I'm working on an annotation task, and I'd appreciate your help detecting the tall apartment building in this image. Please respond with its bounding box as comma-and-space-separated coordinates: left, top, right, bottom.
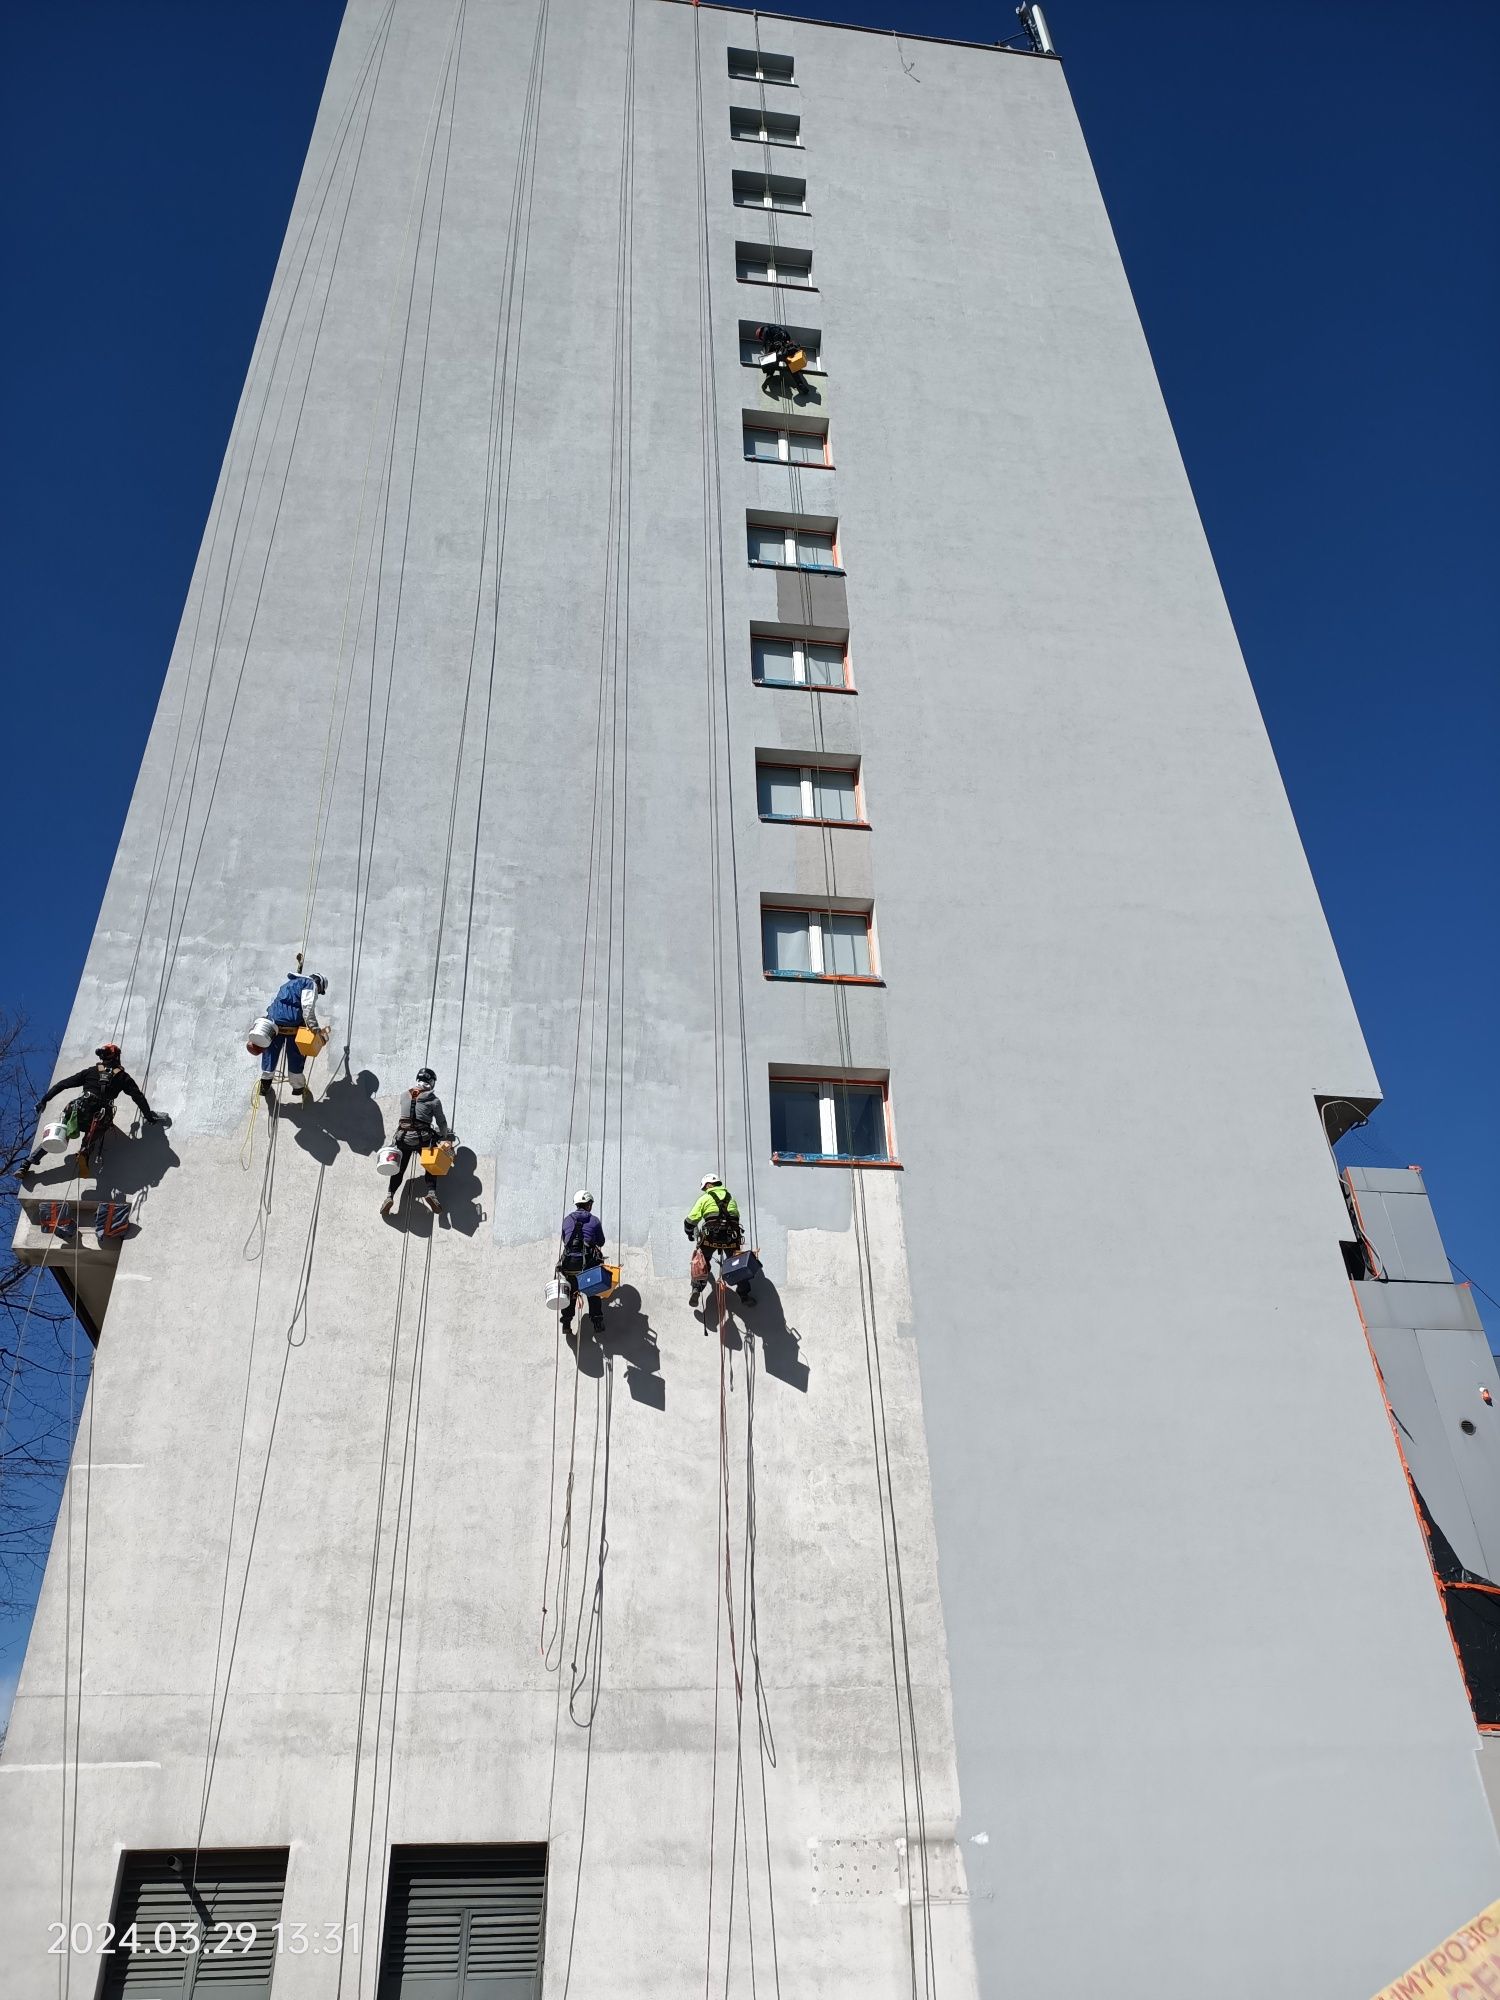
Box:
3, 2, 1496, 1994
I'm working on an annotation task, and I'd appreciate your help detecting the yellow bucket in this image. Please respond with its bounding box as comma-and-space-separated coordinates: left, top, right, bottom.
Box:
420, 1140, 455, 1177
596, 1263, 621, 1301
294, 1025, 328, 1058
786, 349, 807, 373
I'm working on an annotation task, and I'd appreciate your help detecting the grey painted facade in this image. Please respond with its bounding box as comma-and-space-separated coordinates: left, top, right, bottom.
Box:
2, 3, 1495, 1994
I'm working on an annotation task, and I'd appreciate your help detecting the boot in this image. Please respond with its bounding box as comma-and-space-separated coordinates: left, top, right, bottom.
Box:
689, 1283, 705, 1308
380, 1194, 395, 1218
420, 1191, 441, 1214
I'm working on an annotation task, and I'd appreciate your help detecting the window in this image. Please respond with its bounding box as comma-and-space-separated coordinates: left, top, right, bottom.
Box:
747, 519, 840, 570
751, 632, 851, 689
756, 759, 864, 825
733, 170, 807, 213
728, 47, 795, 83
730, 107, 801, 145
770, 1074, 895, 1164
736, 243, 814, 288
763, 904, 877, 980
740, 321, 822, 370
378, 1845, 547, 1999
744, 422, 829, 466
101, 1849, 289, 1998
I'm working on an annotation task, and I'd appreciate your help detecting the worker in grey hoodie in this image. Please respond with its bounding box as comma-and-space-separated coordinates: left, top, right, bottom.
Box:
381, 1068, 454, 1216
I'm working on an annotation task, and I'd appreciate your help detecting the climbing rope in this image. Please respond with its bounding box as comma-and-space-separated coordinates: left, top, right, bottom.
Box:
58, 1209, 94, 2000
536, 10, 637, 1996
110, 0, 401, 1060
813, 769, 939, 1998
136, 5, 400, 1091
187, 0, 467, 1909
693, 7, 783, 1990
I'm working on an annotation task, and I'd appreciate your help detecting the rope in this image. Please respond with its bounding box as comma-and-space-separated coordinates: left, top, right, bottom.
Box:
341, 0, 471, 1052
333, 1224, 415, 2000
539, 9, 635, 1990
137, 5, 399, 1088
297, 0, 443, 965
355, 1232, 435, 2000
426, 0, 550, 1124
812, 772, 938, 1997
58, 1214, 94, 2000
695, 10, 783, 1989
110, 0, 400, 1055
189, 1102, 284, 1876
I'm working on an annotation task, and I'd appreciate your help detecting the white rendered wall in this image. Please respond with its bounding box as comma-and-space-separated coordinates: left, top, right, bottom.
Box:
0, 4, 1493, 1996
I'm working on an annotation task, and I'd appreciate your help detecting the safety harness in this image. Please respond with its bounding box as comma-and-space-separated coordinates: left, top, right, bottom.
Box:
697, 1189, 742, 1251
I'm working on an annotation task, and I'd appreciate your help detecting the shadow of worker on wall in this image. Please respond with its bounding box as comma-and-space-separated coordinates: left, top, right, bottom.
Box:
97, 1113, 181, 1202
707, 1270, 808, 1393
567, 1283, 666, 1411
437, 1147, 484, 1237
289, 1065, 385, 1167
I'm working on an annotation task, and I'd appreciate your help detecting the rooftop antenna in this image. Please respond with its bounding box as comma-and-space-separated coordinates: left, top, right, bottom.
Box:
1017, 2, 1056, 54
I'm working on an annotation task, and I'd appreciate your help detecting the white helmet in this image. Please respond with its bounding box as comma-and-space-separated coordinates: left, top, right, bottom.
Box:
701, 1172, 722, 1190
574, 1189, 594, 1207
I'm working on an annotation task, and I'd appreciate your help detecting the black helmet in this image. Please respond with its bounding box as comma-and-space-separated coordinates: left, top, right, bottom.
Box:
415, 1067, 436, 1086
95, 1043, 122, 1064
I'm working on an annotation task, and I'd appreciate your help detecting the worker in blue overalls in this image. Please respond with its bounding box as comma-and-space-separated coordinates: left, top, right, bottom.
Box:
259, 971, 327, 1098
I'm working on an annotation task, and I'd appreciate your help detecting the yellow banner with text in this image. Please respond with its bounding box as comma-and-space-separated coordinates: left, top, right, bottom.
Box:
1371, 1901, 1500, 2000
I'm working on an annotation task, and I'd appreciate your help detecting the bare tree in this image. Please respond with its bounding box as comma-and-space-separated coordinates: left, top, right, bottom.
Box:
0, 1013, 86, 1621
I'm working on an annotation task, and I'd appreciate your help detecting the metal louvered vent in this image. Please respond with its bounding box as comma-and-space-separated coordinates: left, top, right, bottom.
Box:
378, 1845, 546, 1999
100, 1849, 288, 1998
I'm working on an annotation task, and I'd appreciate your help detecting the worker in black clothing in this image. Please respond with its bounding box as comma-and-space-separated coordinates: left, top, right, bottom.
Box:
23, 1044, 160, 1176
754, 323, 804, 397
556, 1190, 608, 1337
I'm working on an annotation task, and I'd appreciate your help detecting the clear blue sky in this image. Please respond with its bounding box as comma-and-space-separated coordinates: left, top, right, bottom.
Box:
0, 0, 1496, 1692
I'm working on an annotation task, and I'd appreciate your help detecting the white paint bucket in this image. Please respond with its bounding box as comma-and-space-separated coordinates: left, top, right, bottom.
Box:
246, 1017, 275, 1052
376, 1146, 403, 1177
38, 1122, 70, 1155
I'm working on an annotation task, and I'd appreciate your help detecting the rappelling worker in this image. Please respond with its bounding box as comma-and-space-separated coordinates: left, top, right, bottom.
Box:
557, 1190, 607, 1337
258, 970, 328, 1098
754, 323, 805, 396
380, 1068, 453, 1217
685, 1173, 753, 1305
23, 1044, 160, 1177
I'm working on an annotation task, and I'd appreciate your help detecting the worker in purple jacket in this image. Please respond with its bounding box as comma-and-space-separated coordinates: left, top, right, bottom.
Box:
557, 1190, 607, 1335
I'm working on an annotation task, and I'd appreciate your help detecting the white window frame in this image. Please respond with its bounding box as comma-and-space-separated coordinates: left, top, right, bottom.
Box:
733, 174, 807, 213
743, 424, 829, 467
763, 906, 875, 979
770, 1076, 894, 1162
728, 49, 796, 85
731, 108, 802, 146
749, 525, 838, 569
736, 249, 814, 288
758, 762, 863, 823
752, 634, 850, 689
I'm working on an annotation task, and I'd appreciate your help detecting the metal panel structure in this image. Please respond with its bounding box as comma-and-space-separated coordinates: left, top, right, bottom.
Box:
1348, 1166, 1455, 1283
378, 1847, 546, 1999
100, 1850, 288, 1998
